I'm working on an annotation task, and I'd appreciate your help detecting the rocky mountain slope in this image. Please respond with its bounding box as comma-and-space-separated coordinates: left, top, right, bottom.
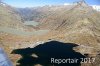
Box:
41, 1, 100, 57
0, 0, 100, 66
0, 2, 26, 30
14, 1, 100, 66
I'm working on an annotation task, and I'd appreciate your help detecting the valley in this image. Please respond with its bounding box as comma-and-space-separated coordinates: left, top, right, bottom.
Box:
0, 0, 100, 66
0, 27, 49, 36
24, 21, 39, 27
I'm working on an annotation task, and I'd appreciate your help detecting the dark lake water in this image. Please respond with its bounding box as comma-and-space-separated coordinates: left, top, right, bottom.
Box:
0, 48, 13, 66
12, 41, 85, 66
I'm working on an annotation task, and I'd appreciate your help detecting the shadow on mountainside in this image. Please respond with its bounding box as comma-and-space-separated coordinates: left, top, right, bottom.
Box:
11, 41, 85, 66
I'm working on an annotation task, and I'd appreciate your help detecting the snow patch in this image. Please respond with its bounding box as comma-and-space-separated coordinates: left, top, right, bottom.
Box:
0, 2, 6, 6
91, 5, 100, 11
64, 3, 72, 5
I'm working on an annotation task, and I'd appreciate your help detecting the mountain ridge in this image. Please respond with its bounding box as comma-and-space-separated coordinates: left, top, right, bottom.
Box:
0, 0, 100, 66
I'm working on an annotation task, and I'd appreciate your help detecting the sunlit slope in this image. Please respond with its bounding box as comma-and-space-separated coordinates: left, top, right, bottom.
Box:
0, 4, 24, 30
37, 2, 100, 31
33, 1, 100, 49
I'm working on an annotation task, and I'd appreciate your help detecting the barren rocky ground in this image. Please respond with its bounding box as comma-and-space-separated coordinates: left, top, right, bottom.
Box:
0, 0, 100, 66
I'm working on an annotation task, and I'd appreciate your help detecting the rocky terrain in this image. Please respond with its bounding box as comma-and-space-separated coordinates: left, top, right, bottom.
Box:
0, 0, 100, 66
0, 2, 24, 29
